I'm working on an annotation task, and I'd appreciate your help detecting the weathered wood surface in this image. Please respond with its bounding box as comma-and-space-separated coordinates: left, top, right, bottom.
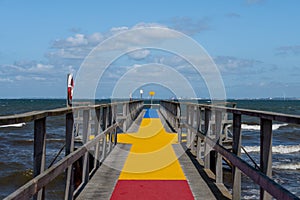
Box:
76, 144, 131, 200
125, 110, 145, 133
173, 144, 231, 200
0, 100, 143, 125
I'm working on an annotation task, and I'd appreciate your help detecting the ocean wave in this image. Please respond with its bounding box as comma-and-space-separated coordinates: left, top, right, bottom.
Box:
241, 123, 288, 131
274, 163, 300, 170
0, 122, 26, 128
243, 194, 259, 200
243, 144, 300, 154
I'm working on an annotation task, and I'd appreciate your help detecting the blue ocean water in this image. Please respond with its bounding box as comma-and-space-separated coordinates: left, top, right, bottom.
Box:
0, 99, 299, 199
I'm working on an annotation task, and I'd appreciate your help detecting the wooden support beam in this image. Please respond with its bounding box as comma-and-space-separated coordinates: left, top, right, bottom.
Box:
260, 118, 273, 200
65, 113, 74, 200
232, 113, 242, 200
95, 108, 100, 136
191, 106, 197, 153
33, 117, 46, 200
122, 104, 128, 132
82, 152, 90, 185
204, 108, 211, 169
215, 110, 223, 184
82, 110, 90, 144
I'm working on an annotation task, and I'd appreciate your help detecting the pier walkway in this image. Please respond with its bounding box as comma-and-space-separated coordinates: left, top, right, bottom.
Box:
77, 109, 228, 199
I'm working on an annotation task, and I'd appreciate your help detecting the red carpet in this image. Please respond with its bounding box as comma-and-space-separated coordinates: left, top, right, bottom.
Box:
110, 180, 194, 200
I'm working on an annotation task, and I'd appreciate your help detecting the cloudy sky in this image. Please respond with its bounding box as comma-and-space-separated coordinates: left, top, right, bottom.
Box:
0, 0, 299, 99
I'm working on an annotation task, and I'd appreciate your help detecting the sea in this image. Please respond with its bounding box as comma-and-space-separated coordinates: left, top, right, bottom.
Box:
0, 99, 299, 199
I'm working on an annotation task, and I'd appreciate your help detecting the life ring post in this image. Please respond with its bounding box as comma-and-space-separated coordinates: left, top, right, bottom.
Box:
67, 74, 74, 107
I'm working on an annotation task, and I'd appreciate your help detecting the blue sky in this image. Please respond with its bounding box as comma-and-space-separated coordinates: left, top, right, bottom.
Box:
0, 0, 299, 99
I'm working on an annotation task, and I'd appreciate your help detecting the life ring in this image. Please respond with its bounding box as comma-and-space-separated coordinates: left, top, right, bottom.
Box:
67, 74, 74, 106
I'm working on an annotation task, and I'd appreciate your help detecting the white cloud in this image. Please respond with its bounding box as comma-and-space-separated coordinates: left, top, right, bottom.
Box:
127, 49, 150, 60
87, 33, 103, 44
276, 45, 300, 55
15, 75, 46, 81
66, 34, 88, 46
214, 56, 264, 73
0, 77, 13, 82
29, 63, 54, 72
110, 26, 129, 34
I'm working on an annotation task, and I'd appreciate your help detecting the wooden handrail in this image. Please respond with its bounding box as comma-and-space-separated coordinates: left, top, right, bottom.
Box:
160, 100, 300, 200
4, 123, 118, 200
2, 100, 144, 200
0, 100, 143, 125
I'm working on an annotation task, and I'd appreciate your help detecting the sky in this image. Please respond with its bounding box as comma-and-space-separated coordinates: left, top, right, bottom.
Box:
0, 0, 299, 99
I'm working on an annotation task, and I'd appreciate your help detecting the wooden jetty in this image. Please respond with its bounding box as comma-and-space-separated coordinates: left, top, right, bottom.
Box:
1, 100, 300, 200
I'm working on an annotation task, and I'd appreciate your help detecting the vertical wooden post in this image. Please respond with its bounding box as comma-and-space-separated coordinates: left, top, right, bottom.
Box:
81, 110, 90, 186
215, 110, 223, 184
103, 107, 108, 129
107, 105, 110, 128
65, 113, 74, 200
232, 113, 242, 200
101, 134, 107, 162
204, 108, 211, 169
94, 108, 101, 169
82, 152, 90, 184
177, 104, 182, 143
95, 107, 100, 136
191, 106, 197, 153
122, 103, 128, 132
33, 117, 46, 200
186, 105, 190, 147
187, 105, 193, 148
111, 105, 117, 146
260, 118, 273, 200
82, 110, 90, 144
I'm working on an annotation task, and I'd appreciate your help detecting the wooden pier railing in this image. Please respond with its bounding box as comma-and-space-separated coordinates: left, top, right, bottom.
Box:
160, 100, 300, 200
1, 100, 143, 200
3, 99, 300, 200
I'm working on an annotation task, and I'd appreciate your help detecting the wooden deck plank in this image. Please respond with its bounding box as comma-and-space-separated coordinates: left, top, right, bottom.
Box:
173, 144, 231, 200
76, 144, 131, 200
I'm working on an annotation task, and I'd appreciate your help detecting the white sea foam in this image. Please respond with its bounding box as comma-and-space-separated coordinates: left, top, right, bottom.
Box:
241, 123, 288, 131
243, 194, 259, 200
0, 122, 26, 128
274, 163, 300, 170
243, 144, 300, 154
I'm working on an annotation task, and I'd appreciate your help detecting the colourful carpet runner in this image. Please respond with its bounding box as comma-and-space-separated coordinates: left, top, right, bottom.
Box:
110, 109, 194, 199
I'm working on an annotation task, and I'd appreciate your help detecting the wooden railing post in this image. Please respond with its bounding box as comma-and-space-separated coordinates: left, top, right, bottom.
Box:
196, 106, 202, 160
95, 107, 101, 136
190, 105, 197, 153
204, 108, 211, 169
177, 104, 182, 143
122, 103, 128, 132
112, 105, 118, 146
81, 110, 90, 187
93, 107, 101, 169
33, 117, 46, 200
260, 118, 273, 200
232, 113, 242, 200
187, 105, 193, 148
65, 112, 74, 200
102, 106, 107, 131
82, 110, 90, 144
215, 110, 223, 184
